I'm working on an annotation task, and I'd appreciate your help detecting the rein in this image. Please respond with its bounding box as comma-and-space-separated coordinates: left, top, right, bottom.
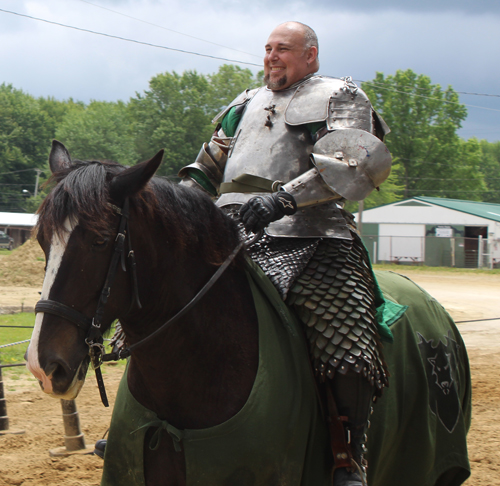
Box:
34, 198, 244, 407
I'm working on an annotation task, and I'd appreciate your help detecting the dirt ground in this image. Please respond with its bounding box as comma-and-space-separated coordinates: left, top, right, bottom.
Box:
0, 242, 499, 485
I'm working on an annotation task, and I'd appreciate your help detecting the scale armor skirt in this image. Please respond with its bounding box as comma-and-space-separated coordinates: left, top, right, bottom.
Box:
286, 234, 388, 392
225, 206, 388, 392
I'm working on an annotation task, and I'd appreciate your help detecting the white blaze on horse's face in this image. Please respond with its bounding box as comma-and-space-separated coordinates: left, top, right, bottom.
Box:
26, 218, 77, 396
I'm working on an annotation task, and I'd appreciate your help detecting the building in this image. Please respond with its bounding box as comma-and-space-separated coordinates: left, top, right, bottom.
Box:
0, 212, 38, 249
354, 197, 500, 268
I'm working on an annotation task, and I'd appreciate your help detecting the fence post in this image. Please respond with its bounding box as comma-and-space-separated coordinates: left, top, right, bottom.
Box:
49, 399, 93, 456
450, 237, 456, 267
0, 366, 25, 436
478, 235, 483, 269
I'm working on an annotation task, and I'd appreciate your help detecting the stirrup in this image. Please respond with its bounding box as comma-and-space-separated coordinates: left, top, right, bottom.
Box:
333, 464, 367, 486
93, 439, 107, 459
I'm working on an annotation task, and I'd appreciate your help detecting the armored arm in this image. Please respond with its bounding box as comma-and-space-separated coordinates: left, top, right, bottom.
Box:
178, 130, 230, 197
281, 77, 392, 206
282, 128, 392, 205
178, 88, 259, 196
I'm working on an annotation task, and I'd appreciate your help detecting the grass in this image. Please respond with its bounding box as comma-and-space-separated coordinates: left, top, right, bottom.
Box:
0, 313, 33, 367
0, 313, 125, 381
0, 249, 12, 257
372, 263, 500, 275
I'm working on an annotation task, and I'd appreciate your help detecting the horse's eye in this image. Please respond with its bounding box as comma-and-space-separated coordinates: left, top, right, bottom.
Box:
92, 238, 109, 248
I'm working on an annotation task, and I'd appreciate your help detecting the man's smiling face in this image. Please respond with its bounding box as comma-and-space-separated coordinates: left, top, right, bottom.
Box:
263, 23, 317, 91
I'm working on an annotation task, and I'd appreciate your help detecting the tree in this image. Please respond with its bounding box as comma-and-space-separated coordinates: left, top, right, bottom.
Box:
479, 140, 500, 203
129, 65, 263, 177
207, 65, 263, 114
362, 70, 487, 201
56, 100, 139, 165
0, 84, 53, 211
129, 70, 213, 176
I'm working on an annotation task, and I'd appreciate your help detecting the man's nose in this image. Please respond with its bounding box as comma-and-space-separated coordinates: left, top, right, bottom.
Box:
267, 48, 279, 61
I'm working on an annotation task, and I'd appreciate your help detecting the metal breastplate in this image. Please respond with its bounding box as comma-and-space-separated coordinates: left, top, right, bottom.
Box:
217, 84, 351, 239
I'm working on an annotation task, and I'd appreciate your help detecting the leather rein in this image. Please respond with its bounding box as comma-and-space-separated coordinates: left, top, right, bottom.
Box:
35, 198, 244, 407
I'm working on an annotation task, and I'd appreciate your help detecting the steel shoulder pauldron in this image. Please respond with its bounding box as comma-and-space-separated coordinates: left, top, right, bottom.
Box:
178, 88, 260, 195
285, 75, 389, 138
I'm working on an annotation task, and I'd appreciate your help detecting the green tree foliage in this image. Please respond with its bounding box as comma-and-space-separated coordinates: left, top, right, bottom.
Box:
129, 66, 262, 176
362, 70, 487, 201
479, 139, 500, 203
0, 84, 53, 211
56, 100, 139, 165
129, 70, 214, 176
207, 65, 263, 114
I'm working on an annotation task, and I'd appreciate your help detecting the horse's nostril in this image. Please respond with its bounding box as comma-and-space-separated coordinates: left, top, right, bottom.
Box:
44, 359, 71, 384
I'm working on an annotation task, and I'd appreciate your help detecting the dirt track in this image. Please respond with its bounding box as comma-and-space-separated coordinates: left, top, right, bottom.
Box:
0, 259, 499, 485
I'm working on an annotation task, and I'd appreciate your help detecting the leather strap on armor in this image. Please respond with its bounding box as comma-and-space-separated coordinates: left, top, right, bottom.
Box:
219, 173, 283, 194
326, 384, 354, 470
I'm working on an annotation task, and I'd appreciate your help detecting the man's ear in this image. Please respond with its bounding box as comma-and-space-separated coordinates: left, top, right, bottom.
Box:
307, 46, 318, 65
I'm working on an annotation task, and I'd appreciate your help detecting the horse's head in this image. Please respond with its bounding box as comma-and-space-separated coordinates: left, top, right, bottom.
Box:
26, 140, 163, 399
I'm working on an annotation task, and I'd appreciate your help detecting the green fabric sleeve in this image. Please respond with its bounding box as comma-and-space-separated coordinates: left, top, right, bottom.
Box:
305, 121, 326, 136
184, 168, 218, 197
220, 106, 242, 138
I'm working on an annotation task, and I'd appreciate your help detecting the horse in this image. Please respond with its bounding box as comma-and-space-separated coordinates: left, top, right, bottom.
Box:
26, 141, 471, 486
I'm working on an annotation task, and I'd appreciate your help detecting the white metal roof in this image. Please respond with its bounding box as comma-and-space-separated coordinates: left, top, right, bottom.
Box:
354, 198, 500, 226
0, 212, 38, 227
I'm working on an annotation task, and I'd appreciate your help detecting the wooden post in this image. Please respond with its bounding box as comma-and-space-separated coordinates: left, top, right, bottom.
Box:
0, 367, 9, 432
49, 399, 93, 456
0, 366, 25, 436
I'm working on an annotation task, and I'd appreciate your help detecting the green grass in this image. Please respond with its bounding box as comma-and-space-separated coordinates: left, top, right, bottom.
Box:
0, 314, 125, 380
0, 313, 34, 368
0, 249, 12, 256
372, 263, 500, 275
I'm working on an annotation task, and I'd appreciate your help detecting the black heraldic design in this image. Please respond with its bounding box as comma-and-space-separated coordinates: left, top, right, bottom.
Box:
418, 331, 461, 433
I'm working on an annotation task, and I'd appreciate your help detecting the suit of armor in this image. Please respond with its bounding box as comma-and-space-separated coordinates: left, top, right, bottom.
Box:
180, 74, 392, 478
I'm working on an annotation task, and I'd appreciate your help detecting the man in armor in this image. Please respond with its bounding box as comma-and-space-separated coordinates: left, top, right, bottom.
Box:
179, 21, 393, 486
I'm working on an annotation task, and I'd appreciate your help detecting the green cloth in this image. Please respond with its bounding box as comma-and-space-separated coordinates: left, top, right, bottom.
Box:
101, 258, 331, 486
367, 271, 471, 486
220, 105, 242, 137
184, 168, 218, 196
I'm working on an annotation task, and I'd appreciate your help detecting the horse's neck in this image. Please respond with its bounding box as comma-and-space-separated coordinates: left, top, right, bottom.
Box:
126, 263, 259, 429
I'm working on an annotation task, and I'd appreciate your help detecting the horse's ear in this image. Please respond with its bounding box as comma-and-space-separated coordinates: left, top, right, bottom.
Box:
110, 150, 164, 202
49, 140, 72, 174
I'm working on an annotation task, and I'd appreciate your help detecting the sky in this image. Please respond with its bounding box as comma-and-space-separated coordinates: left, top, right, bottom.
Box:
0, 0, 499, 142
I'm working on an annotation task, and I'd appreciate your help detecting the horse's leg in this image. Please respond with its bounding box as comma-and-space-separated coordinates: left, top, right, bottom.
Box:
144, 429, 186, 486
434, 467, 470, 486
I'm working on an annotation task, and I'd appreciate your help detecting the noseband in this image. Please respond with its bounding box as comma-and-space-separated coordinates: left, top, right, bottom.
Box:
34, 197, 244, 407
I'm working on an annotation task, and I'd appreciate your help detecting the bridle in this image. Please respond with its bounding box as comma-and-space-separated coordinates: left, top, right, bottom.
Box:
34, 197, 244, 407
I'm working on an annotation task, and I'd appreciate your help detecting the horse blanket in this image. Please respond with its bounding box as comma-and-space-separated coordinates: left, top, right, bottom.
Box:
100, 265, 471, 486
101, 259, 331, 486
367, 271, 471, 486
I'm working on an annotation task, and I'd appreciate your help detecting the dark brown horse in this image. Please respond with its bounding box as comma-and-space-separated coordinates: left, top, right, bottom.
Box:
27, 141, 471, 486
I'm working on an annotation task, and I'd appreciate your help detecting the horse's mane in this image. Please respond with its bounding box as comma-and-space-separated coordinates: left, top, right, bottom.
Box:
36, 159, 241, 265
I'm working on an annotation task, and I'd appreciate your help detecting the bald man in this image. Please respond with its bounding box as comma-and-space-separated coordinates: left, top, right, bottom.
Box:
180, 21, 393, 486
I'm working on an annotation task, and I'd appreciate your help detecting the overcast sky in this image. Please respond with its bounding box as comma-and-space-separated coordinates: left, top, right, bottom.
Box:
0, 0, 499, 142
